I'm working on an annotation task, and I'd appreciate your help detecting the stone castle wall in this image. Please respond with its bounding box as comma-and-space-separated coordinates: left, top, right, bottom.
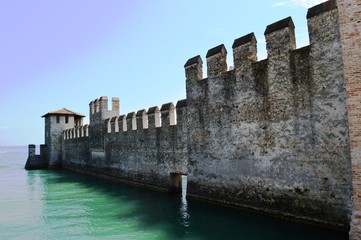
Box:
39, 0, 357, 234
103, 102, 188, 190
63, 99, 189, 191
185, 2, 351, 228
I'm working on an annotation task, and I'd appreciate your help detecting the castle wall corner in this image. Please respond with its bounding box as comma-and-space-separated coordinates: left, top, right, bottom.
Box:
335, 0, 361, 238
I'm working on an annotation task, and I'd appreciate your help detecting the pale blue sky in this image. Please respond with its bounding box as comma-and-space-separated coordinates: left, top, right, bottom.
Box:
0, 0, 325, 146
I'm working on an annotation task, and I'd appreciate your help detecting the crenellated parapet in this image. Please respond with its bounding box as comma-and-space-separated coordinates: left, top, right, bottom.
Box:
185, 16, 296, 84
64, 124, 89, 140
183, 0, 339, 84
105, 99, 187, 134
184, 3, 343, 122
89, 96, 119, 123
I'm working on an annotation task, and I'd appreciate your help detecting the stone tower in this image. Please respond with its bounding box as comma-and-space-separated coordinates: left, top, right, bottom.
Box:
42, 108, 84, 168
88, 96, 119, 149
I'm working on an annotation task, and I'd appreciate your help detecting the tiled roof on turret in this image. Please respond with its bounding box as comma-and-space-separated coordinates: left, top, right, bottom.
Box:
41, 108, 85, 118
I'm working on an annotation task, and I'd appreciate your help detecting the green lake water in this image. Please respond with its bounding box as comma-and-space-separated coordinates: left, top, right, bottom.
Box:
0, 146, 348, 239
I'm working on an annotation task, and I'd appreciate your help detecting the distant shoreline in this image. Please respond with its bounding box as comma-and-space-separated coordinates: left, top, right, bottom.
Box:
0, 145, 31, 148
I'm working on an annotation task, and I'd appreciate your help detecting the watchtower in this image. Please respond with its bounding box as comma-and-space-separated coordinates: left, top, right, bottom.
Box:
88, 96, 119, 149
42, 108, 84, 168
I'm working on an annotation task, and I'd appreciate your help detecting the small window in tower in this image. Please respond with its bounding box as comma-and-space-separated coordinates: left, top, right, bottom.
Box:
56, 116, 60, 123
65, 116, 69, 124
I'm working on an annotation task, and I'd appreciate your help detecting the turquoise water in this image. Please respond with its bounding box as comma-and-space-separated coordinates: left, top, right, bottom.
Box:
0, 146, 348, 240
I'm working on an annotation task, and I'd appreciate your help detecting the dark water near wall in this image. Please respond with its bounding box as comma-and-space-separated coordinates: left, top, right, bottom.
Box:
0, 146, 348, 240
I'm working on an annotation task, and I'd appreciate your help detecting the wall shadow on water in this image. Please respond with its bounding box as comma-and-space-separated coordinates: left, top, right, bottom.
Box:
38, 169, 348, 240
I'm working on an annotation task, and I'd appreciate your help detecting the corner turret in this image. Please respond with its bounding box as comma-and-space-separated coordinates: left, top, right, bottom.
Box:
42, 108, 85, 168
25, 108, 85, 169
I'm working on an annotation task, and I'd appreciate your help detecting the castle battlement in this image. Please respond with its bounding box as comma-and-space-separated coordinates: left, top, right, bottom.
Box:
89, 96, 119, 123
64, 124, 89, 140
104, 99, 187, 135
185, 1, 338, 83
63, 97, 188, 139
184, 3, 340, 122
